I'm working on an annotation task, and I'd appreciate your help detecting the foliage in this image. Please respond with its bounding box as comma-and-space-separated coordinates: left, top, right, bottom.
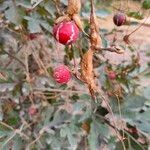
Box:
0, 0, 150, 149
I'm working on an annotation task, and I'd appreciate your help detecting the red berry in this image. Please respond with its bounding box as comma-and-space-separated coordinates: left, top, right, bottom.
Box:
113, 12, 126, 26
108, 71, 116, 80
107, 91, 113, 97
53, 65, 71, 84
28, 106, 37, 116
27, 33, 37, 40
53, 21, 79, 45
131, 128, 138, 134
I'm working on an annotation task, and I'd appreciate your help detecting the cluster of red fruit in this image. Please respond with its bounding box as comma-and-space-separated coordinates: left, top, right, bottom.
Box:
52, 12, 126, 84
52, 21, 79, 84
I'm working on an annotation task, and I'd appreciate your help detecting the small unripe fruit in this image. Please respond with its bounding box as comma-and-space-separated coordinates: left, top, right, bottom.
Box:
53, 65, 71, 84
53, 21, 79, 45
113, 12, 126, 26
28, 106, 37, 116
81, 121, 90, 133
27, 33, 37, 40
108, 71, 116, 80
107, 91, 113, 97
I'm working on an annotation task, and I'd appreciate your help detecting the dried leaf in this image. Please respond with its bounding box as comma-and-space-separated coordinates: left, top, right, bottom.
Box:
55, 15, 71, 24
0, 72, 8, 81
90, 1, 102, 48
73, 14, 89, 37
67, 0, 81, 15
90, 30, 102, 49
81, 121, 90, 133
113, 83, 124, 99
81, 49, 97, 97
73, 14, 84, 31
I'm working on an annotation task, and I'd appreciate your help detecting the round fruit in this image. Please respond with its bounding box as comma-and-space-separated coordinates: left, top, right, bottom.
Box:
53, 21, 79, 45
113, 12, 126, 26
28, 106, 37, 116
53, 65, 71, 84
108, 71, 116, 80
28, 33, 37, 40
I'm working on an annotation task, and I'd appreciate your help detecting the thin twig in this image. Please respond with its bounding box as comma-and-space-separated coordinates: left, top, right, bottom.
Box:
95, 46, 124, 54
32, 0, 44, 9
27, 133, 43, 148
90, 0, 94, 15
52, 0, 61, 15
3, 50, 26, 68
127, 11, 150, 37
33, 88, 88, 94
0, 121, 14, 130
1, 132, 16, 148
95, 114, 144, 150
96, 89, 126, 150
123, 130, 145, 150
0, 121, 29, 140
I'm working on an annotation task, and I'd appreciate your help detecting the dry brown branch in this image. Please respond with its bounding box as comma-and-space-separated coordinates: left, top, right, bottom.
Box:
95, 46, 124, 54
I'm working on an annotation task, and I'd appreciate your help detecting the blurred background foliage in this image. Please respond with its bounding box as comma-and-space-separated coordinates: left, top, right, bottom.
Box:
0, 0, 150, 149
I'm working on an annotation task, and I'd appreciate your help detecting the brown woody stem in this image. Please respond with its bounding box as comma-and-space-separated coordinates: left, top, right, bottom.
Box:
94, 46, 124, 54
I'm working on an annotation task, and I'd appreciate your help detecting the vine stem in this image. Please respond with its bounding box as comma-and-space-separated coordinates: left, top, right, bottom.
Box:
95, 114, 145, 150
0, 121, 30, 141
90, 0, 94, 15
125, 10, 150, 38
3, 50, 26, 68
33, 88, 88, 94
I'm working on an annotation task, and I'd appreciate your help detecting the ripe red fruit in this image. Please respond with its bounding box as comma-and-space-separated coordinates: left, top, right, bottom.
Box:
53, 21, 79, 45
53, 65, 71, 84
108, 71, 116, 80
113, 12, 126, 26
28, 106, 37, 116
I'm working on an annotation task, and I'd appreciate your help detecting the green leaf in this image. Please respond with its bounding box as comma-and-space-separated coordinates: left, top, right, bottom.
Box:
60, 123, 79, 148
43, 106, 54, 126
101, 35, 108, 48
127, 11, 144, 20
80, 94, 91, 100
17, 1, 32, 9
12, 135, 23, 150
142, 0, 150, 10
110, 94, 148, 121
24, 13, 42, 33
143, 86, 150, 99
42, 1, 56, 17
88, 119, 108, 150
24, 13, 52, 33
0, 103, 3, 121
46, 133, 67, 150
31, 0, 43, 6
0, 130, 12, 138
134, 110, 150, 134
123, 95, 147, 110
40, 21, 52, 32
4, 2, 24, 25
50, 110, 71, 127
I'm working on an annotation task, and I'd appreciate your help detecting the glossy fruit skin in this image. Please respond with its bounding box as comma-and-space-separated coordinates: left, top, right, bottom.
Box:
53, 21, 79, 45
113, 13, 126, 26
108, 71, 116, 80
53, 65, 71, 84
